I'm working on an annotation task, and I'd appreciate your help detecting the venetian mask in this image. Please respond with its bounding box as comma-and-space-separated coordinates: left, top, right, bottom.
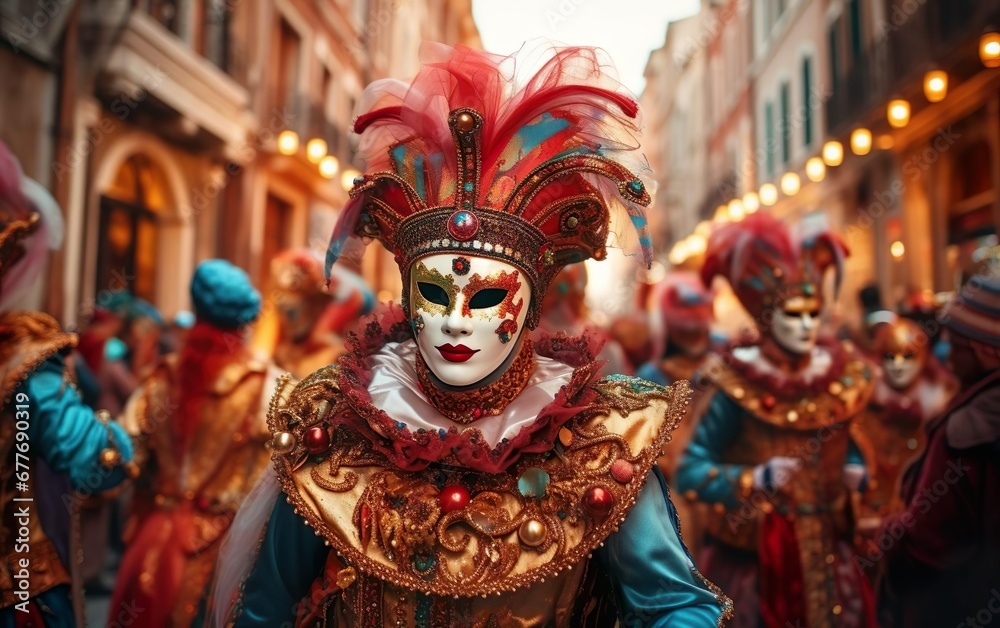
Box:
770, 295, 821, 356
409, 253, 532, 387
875, 318, 928, 390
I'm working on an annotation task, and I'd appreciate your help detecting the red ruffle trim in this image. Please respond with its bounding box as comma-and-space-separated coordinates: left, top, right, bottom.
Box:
722, 338, 849, 397
335, 304, 604, 473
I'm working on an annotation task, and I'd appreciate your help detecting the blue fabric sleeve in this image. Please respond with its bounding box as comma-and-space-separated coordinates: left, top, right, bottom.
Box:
599, 468, 728, 627
846, 437, 864, 466
20, 356, 133, 493
636, 362, 670, 386
235, 495, 329, 626
675, 391, 748, 508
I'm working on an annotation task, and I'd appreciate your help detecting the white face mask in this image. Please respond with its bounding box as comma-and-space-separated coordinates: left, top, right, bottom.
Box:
770, 297, 821, 356
882, 353, 921, 389
409, 253, 532, 387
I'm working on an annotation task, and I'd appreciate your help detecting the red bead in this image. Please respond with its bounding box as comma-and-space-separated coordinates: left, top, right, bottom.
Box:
610, 459, 634, 483
583, 486, 614, 518
304, 426, 331, 455
447, 210, 479, 241
472, 408, 482, 419
439, 485, 470, 513
762, 395, 777, 410
196, 496, 211, 511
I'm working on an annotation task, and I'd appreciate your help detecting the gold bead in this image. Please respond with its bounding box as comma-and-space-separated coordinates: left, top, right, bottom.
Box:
832, 604, 843, 615
806, 402, 817, 413
455, 112, 476, 132
558, 427, 574, 447
732, 387, 745, 400
787, 410, 799, 423
565, 216, 579, 229
336, 566, 357, 589
273, 432, 297, 454
99, 448, 121, 468
518, 519, 547, 547
828, 381, 844, 395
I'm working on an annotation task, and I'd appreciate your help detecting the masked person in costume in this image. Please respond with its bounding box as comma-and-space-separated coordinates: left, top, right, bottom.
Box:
269, 248, 372, 379
109, 260, 278, 626
215, 44, 732, 627
676, 213, 876, 628
0, 141, 135, 626
637, 271, 718, 556
877, 272, 1000, 628
853, 316, 956, 534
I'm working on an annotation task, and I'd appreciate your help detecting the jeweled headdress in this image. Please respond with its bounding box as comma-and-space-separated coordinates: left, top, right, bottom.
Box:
326, 44, 654, 327
701, 213, 848, 320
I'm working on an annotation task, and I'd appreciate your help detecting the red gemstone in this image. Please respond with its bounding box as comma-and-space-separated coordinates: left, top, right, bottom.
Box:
439, 485, 470, 513
583, 486, 614, 518
472, 408, 482, 419
447, 210, 479, 241
196, 496, 211, 511
304, 426, 331, 455
610, 459, 634, 484
762, 395, 777, 410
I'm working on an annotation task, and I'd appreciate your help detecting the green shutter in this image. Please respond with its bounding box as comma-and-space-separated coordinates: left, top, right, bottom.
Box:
780, 83, 790, 165
765, 101, 775, 178
802, 58, 813, 147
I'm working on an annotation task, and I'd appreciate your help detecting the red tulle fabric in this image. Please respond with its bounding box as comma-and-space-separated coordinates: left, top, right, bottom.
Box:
702, 213, 848, 319
758, 511, 807, 627
334, 304, 605, 473
175, 321, 245, 452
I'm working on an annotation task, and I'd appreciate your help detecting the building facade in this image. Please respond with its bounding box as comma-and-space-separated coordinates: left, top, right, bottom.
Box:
1, 0, 480, 326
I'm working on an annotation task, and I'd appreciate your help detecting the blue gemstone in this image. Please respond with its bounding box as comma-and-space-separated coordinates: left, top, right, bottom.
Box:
463, 182, 474, 192
353, 176, 365, 185
439, 428, 448, 438
629, 179, 644, 193
518, 467, 551, 498
396, 421, 406, 430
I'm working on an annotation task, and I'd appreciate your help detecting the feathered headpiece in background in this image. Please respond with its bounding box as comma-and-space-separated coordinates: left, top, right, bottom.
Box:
701, 213, 848, 321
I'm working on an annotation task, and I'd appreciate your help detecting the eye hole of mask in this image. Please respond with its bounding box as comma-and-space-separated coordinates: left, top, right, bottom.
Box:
903, 352, 916, 360
417, 282, 450, 307
468, 288, 508, 309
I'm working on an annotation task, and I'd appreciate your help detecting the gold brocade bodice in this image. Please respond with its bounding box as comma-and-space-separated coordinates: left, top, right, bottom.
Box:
118, 354, 276, 624
0, 311, 77, 607
265, 368, 715, 627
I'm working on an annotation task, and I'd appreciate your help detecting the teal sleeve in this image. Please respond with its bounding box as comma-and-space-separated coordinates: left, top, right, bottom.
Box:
846, 437, 865, 466
235, 496, 328, 626
636, 362, 670, 386
20, 356, 133, 493
675, 391, 749, 508
599, 469, 729, 627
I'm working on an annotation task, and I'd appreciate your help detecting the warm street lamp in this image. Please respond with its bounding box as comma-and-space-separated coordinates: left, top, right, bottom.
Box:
822, 141, 844, 166
759, 183, 778, 206
851, 128, 873, 155
806, 157, 826, 182
981, 32, 1000, 68
780, 172, 801, 196
743, 191, 760, 214
306, 138, 328, 163
277, 130, 299, 155
890, 240, 905, 259
341, 168, 362, 192
727, 198, 746, 221
923, 70, 948, 102
887, 99, 911, 128
319, 155, 340, 179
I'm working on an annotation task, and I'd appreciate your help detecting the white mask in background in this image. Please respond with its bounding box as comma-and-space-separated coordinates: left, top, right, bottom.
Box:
882, 352, 922, 389
409, 253, 532, 387
770, 296, 822, 356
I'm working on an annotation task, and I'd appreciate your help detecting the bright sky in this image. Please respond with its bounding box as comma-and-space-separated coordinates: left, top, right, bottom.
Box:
471, 0, 700, 95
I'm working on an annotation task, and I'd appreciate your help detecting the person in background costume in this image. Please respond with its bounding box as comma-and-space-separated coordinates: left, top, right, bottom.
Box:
0, 141, 135, 627
533, 263, 629, 376
269, 248, 373, 378
109, 260, 278, 627
676, 213, 876, 628
853, 316, 956, 535
636, 271, 718, 557
877, 272, 1000, 628
215, 43, 732, 627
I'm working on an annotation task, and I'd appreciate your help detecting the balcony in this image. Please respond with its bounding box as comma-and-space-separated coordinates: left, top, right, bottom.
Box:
826, 0, 1000, 135
100, 9, 254, 156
